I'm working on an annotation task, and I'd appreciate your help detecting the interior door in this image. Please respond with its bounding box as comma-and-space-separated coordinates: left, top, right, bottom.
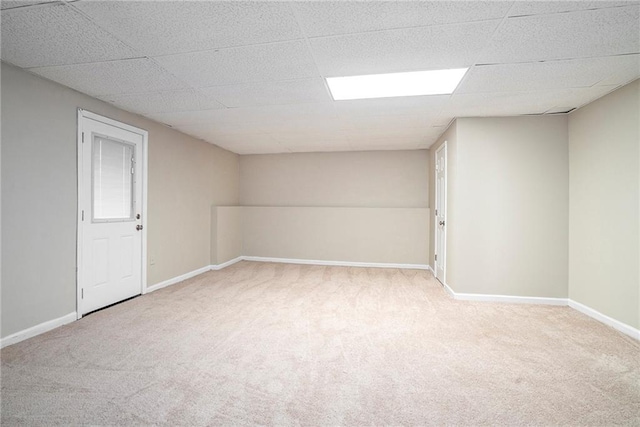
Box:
79, 115, 144, 315
435, 142, 447, 283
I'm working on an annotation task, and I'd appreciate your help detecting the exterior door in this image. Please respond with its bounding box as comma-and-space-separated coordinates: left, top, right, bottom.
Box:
435, 142, 447, 283
78, 111, 146, 316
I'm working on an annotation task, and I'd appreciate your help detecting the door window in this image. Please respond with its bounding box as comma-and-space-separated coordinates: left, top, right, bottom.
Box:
92, 135, 135, 221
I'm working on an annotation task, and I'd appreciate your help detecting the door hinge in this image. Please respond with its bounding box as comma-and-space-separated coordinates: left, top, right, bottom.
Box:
82, 132, 85, 143
435, 254, 438, 261
435, 209, 438, 216
81, 288, 84, 299
81, 210, 84, 221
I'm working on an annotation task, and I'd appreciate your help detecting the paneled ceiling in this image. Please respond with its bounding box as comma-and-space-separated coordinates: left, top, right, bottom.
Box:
2, 0, 639, 154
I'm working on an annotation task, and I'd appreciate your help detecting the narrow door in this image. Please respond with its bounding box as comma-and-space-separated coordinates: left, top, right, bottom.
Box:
435, 142, 447, 283
78, 112, 145, 315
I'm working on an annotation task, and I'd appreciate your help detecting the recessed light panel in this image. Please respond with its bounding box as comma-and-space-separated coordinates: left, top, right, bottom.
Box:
326, 68, 468, 101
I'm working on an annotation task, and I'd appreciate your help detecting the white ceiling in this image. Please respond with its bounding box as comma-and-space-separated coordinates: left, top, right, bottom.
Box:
2, 1, 639, 154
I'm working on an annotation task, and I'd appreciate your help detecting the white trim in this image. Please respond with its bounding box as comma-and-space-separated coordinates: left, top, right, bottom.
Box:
76, 109, 83, 319
441, 281, 456, 299
1, 312, 77, 349
145, 265, 211, 294
211, 256, 243, 271
434, 141, 448, 284
76, 110, 148, 318
455, 293, 568, 305
569, 299, 640, 340
437, 279, 566, 305
241, 256, 430, 270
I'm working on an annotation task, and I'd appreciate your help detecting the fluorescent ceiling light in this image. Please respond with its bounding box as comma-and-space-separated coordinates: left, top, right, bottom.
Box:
326, 68, 468, 101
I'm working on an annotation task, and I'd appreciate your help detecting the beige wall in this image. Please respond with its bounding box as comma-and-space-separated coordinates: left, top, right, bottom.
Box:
430, 116, 569, 298
455, 116, 569, 297
243, 207, 429, 265
1, 63, 239, 338
568, 80, 639, 329
212, 206, 243, 265
238, 150, 430, 264
240, 150, 429, 207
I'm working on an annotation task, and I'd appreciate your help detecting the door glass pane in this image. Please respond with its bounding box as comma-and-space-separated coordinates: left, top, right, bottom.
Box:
92, 135, 134, 221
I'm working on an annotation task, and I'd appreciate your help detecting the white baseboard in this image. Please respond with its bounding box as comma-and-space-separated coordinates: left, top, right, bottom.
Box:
437, 281, 638, 340
568, 299, 640, 340
441, 281, 456, 299
438, 281, 567, 305
1, 312, 77, 349
211, 256, 243, 270
145, 265, 211, 294
455, 292, 568, 306
241, 256, 430, 270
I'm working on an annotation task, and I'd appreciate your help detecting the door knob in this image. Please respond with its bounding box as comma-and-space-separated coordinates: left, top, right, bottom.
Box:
439, 221, 445, 226
136, 224, 143, 231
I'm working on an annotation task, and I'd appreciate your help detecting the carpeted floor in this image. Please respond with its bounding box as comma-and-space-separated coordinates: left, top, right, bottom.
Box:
1, 261, 639, 426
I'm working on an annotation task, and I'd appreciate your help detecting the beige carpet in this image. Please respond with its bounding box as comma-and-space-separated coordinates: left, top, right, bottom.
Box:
1, 261, 639, 426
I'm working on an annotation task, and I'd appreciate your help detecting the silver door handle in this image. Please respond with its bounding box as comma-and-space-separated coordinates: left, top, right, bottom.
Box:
136, 224, 143, 231
439, 221, 445, 226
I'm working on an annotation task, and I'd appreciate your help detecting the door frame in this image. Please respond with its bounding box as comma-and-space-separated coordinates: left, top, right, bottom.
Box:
434, 141, 447, 285
76, 109, 148, 319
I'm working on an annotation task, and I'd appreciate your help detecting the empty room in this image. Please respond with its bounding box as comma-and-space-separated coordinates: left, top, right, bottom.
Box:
1, 0, 639, 425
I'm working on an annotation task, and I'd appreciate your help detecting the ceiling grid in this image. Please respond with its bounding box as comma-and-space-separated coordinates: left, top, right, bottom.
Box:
2, 0, 638, 154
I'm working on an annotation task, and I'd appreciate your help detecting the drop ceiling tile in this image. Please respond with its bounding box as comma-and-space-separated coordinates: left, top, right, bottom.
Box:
332, 95, 449, 117
341, 126, 437, 141
340, 114, 441, 131
200, 78, 331, 108
73, 1, 302, 56
98, 90, 225, 115
155, 102, 340, 132
148, 110, 232, 128
348, 139, 422, 151
1, 0, 58, 10
596, 54, 640, 85
0, 3, 137, 68
479, 5, 640, 64
545, 85, 620, 110
508, 1, 638, 17
443, 86, 619, 117
154, 41, 319, 87
219, 140, 288, 155
458, 55, 640, 93
232, 146, 289, 155
270, 130, 349, 145
293, 1, 510, 37
284, 142, 354, 153
309, 20, 500, 76
212, 133, 283, 147
348, 134, 425, 146
30, 58, 188, 97
444, 92, 549, 117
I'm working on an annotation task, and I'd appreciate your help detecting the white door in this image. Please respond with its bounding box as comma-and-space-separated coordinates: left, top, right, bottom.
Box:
78, 111, 146, 315
435, 142, 447, 283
